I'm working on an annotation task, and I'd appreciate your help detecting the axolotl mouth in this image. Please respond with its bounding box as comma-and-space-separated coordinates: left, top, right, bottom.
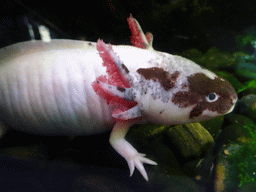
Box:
225, 99, 237, 114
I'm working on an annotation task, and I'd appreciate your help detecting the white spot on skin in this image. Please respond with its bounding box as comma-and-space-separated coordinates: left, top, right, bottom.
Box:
202, 69, 218, 80
201, 109, 219, 117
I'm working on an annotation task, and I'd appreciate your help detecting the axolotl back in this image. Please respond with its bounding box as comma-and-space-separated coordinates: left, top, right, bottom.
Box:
0, 15, 237, 181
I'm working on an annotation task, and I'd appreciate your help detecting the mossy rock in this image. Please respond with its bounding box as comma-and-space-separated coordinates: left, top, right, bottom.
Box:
127, 124, 168, 147
214, 142, 256, 191
214, 144, 241, 191
240, 94, 256, 122
224, 114, 255, 127
200, 116, 224, 138
166, 122, 214, 158
216, 123, 254, 148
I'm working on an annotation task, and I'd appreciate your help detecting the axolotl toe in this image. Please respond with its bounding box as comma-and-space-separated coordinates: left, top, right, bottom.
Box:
0, 15, 237, 181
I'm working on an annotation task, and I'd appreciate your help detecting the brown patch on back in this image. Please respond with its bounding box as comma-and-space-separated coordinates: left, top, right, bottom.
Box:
137, 67, 180, 91
172, 73, 237, 118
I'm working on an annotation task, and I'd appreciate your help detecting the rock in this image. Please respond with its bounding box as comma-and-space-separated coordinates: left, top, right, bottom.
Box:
126, 124, 168, 147
224, 113, 255, 127
214, 143, 256, 191
166, 123, 214, 158
240, 94, 256, 121
200, 116, 224, 138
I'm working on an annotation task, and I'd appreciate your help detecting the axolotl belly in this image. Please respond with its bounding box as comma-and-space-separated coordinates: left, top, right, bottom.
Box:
0, 16, 237, 181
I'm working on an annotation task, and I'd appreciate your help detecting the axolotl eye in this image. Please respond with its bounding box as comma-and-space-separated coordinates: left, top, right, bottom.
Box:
206, 92, 219, 102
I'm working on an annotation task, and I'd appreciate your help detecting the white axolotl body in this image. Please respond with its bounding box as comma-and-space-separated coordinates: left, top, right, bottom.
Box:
0, 16, 237, 181
0, 40, 146, 135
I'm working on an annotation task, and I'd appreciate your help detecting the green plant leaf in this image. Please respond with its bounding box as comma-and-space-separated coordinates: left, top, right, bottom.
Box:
237, 80, 256, 93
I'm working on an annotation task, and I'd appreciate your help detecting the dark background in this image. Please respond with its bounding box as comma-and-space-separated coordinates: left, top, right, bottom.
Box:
1, 0, 256, 53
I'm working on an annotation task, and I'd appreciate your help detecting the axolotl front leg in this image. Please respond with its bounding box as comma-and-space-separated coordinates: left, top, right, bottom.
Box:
110, 121, 157, 181
93, 40, 157, 181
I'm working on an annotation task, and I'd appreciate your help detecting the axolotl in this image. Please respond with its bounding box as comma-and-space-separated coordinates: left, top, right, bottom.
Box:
0, 15, 237, 181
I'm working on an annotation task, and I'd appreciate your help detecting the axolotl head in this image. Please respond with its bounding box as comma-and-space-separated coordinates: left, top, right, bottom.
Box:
133, 52, 238, 125
93, 40, 237, 125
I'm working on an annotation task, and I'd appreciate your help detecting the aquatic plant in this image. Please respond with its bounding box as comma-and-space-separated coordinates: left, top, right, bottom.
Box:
237, 80, 256, 93
236, 62, 256, 79
236, 35, 256, 52
228, 124, 256, 187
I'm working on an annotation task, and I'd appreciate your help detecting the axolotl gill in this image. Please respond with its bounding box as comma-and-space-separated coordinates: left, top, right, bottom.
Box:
0, 15, 237, 181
